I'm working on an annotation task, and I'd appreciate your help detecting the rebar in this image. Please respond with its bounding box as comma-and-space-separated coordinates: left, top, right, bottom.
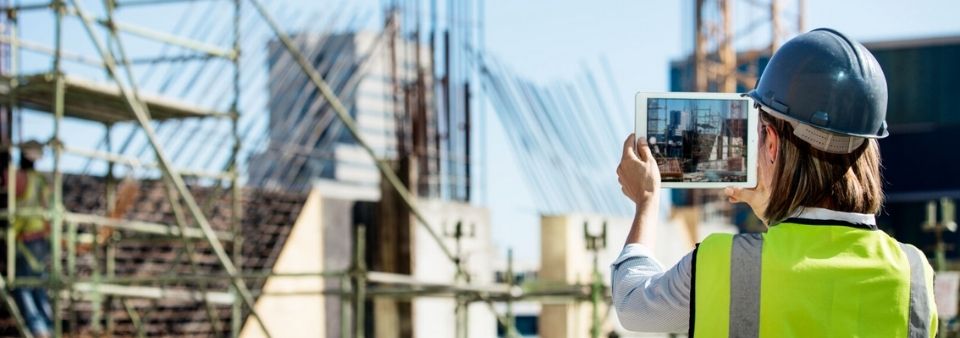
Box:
247, 0, 461, 269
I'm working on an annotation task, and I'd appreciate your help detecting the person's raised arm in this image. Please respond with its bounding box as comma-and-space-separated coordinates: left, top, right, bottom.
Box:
612, 134, 692, 333
616, 133, 661, 247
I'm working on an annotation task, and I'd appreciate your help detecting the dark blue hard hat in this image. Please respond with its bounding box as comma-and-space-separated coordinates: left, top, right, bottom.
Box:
746, 28, 888, 153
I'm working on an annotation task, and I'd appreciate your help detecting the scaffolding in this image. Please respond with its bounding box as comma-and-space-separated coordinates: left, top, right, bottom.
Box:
0, 0, 260, 336
0, 1, 613, 337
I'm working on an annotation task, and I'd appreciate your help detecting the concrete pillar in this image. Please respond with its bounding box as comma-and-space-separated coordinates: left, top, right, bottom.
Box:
540, 214, 598, 338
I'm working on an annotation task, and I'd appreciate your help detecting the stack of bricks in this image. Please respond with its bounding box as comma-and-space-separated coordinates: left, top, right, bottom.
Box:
0, 173, 307, 337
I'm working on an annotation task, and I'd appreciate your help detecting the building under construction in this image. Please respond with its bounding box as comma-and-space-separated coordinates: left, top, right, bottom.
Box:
0, 0, 954, 337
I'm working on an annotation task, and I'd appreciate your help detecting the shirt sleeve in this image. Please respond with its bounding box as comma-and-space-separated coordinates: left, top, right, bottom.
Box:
610, 243, 694, 333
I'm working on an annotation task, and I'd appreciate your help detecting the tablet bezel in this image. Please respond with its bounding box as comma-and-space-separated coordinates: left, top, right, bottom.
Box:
634, 91, 758, 189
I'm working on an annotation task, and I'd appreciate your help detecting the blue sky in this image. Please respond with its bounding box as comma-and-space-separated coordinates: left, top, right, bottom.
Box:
13, 0, 960, 266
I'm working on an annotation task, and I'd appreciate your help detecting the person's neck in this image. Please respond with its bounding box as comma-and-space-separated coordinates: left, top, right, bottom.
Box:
812, 199, 835, 210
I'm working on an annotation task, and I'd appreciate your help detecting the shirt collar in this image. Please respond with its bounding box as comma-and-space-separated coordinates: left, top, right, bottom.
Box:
785, 207, 877, 226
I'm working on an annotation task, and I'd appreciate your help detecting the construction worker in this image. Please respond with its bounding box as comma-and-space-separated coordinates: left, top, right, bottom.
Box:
8, 140, 53, 338
612, 28, 937, 337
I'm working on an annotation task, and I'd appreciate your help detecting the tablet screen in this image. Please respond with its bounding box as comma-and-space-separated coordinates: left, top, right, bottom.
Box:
646, 98, 750, 183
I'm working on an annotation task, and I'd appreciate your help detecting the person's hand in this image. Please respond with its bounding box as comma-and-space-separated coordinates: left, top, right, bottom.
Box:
616, 134, 660, 208
725, 184, 770, 225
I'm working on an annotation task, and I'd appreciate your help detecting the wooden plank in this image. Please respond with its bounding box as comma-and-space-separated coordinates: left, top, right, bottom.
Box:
0, 74, 229, 123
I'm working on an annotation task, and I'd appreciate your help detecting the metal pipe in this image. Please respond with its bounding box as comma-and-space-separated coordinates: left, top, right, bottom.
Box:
590, 252, 601, 338
0, 1, 52, 12
71, 282, 236, 304
66, 218, 78, 336
229, 0, 243, 336
95, 120, 115, 336
5, 269, 599, 299
91, 203, 104, 334
105, 227, 117, 335
352, 224, 366, 338
65, 145, 233, 180
128, 53, 213, 64
504, 248, 517, 338
3, 0, 19, 289
340, 275, 350, 338
115, 0, 217, 8
51, 2, 66, 335
58, 270, 348, 285
0, 278, 34, 338
63, 212, 234, 240
79, 15, 236, 59
4, 127, 15, 285
121, 298, 146, 338
162, 175, 224, 333
0, 35, 103, 67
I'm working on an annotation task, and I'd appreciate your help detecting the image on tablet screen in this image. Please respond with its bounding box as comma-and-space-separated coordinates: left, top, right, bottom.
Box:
646, 98, 749, 183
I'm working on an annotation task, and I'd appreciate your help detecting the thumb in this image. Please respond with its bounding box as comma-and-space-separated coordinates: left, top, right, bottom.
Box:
622, 134, 639, 160
725, 186, 758, 204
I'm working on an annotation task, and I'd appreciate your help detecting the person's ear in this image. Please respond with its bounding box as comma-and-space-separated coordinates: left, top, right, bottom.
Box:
765, 125, 779, 164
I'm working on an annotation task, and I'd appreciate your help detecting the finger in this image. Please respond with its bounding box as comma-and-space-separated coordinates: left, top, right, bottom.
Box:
635, 137, 653, 163
622, 134, 639, 161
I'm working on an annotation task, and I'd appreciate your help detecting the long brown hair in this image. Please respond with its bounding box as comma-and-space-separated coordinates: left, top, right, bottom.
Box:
761, 111, 884, 224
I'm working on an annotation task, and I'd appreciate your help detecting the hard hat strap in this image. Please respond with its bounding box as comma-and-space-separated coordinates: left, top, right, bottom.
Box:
757, 103, 865, 154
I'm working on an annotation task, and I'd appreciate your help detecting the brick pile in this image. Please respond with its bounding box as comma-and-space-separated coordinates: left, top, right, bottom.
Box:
0, 173, 307, 337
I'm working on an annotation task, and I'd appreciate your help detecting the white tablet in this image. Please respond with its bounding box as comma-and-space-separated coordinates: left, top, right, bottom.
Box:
634, 92, 758, 189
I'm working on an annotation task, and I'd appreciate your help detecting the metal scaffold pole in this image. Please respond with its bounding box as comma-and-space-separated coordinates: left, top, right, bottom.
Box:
50, 1, 66, 336
504, 248, 517, 338
3, 0, 16, 290
585, 221, 607, 338
0, 0, 33, 335
352, 224, 367, 338
230, 0, 244, 337
340, 274, 351, 338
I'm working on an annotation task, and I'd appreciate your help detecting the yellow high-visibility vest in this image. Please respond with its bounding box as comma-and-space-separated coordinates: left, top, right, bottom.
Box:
14, 171, 48, 235
691, 220, 937, 338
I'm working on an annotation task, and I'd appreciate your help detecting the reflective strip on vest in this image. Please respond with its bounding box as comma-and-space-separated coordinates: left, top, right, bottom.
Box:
693, 223, 937, 338
900, 243, 934, 338
729, 233, 763, 337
